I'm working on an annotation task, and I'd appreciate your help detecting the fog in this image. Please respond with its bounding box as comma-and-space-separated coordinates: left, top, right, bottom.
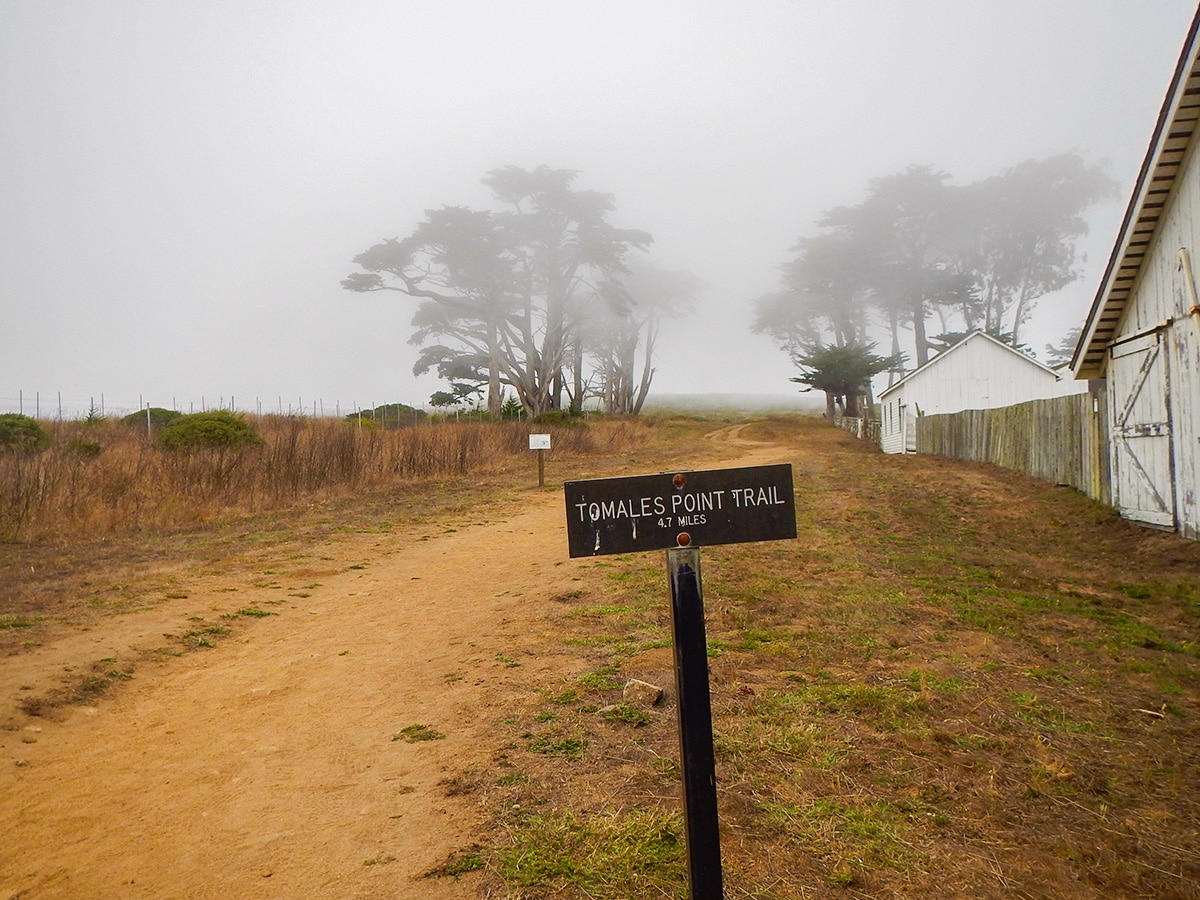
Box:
2, 1, 1196, 417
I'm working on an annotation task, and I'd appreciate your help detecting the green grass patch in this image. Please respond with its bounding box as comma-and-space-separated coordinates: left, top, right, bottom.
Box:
496, 808, 685, 898
1007, 692, 1106, 735
394, 724, 445, 742
577, 665, 622, 692
425, 848, 486, 878
602, 702, 652, 727
759, 797, 924, 874
567, 604, 634, 618
710, 627, 796, 655
527, 734, 586, 758
220, 606, 276, 620
769, 677, 927, 731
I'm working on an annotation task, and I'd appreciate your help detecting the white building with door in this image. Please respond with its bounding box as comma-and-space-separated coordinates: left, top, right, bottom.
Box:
1073, 8, 1200, 540
879, 331, 1069, 455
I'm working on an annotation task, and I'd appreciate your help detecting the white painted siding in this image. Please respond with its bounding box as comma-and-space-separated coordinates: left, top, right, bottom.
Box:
1173, 310, 1200, 540
877, 332, 1063, 455
879, 389, 909, 455
1047, 372, 1091, 397
1107, 136, 1200, 539
903, 338, 1061, 415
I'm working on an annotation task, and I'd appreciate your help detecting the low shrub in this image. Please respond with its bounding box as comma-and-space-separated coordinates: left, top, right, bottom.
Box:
348, 403, 427, 428
63, 438, 103, 459
121, 407, 182, 429
501, 396, 525, 419
0, 414, 51, 454
532, 410, 587, 427
158, 411, 263, 450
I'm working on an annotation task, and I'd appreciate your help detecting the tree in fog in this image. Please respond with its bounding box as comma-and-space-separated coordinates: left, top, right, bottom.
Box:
757, 166, 970, 369
760, 154, 1114, 375
822, 165, 972, 368
1044, 326, 1083, 368
752, 231, 870, 355
955, 154, 1116, 345
343, 205, 512, 414
588, 261, 702, 415
483, 166, 652, 414
790, 343, 905, 418
344, 166, 652, 415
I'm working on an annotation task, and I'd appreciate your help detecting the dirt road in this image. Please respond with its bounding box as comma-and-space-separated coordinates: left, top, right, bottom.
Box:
1, 426, 781, 899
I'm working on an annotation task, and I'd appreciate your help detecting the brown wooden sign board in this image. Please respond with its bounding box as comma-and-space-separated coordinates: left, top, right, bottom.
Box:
563, 463, 796, 558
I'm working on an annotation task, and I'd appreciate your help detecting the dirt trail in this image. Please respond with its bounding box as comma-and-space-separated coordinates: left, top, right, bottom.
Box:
1, 427, 784, 899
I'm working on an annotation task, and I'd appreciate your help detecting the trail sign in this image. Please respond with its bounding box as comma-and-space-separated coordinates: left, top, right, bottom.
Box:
563, 463, 796, 557
564, 461, 796, 899
530, 434, 551, 487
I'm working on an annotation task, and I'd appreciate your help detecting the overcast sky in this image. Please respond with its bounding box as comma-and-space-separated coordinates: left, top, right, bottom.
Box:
2, 1, 1197, 417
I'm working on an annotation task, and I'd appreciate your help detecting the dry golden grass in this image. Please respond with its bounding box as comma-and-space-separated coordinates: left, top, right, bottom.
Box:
456, 417, 1200, 899
0, 414, 651, 542
11, 413, 1195, 898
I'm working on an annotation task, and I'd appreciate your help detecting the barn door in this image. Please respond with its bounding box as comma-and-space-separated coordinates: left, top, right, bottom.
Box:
1109, 329, 1176, 528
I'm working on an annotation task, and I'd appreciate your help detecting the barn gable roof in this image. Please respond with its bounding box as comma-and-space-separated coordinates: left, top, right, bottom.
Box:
1073, 7, 1200, 378
879, 330, 1059, 400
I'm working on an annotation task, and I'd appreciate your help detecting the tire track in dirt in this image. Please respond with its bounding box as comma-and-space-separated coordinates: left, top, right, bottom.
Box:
702, 422, 795, 467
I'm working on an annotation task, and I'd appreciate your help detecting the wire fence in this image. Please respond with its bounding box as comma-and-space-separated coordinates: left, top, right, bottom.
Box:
0, 390, 445, 422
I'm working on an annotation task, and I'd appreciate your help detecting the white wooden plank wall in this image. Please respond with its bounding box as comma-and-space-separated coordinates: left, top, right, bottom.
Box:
1112, 126, 1200, 538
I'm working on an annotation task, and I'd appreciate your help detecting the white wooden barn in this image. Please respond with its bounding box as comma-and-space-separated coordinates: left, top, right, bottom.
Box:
879, 330, 1069, 455
1073, 8, 1200, 540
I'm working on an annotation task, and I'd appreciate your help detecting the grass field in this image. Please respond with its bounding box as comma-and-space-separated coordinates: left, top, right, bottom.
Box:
425, 416, 1200, 898
0, 413, 653, 542
3, 413, 1198, 898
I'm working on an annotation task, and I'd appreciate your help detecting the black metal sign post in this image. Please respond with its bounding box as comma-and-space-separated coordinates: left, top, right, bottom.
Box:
563, 464, 797, 900
667, 539, 723, 899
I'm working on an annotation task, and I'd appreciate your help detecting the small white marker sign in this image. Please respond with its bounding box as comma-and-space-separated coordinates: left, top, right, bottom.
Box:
529, 434, 552, 450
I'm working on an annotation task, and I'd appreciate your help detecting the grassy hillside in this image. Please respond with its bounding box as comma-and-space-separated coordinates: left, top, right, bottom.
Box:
439, 416, 1200, 898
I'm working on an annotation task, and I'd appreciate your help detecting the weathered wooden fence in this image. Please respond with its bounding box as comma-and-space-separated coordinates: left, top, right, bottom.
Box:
915, 387, 1110, 505
835, 416, 881, 444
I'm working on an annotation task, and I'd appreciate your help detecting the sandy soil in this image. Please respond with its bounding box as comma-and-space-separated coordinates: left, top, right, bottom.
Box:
0, 425, 780, 899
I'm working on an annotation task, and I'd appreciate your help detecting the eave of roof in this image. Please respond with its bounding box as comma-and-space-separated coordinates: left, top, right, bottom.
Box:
1073, 7, 1200, 378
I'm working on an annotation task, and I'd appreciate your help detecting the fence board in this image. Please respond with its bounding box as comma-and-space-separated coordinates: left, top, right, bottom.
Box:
915, 389, 1110, 505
